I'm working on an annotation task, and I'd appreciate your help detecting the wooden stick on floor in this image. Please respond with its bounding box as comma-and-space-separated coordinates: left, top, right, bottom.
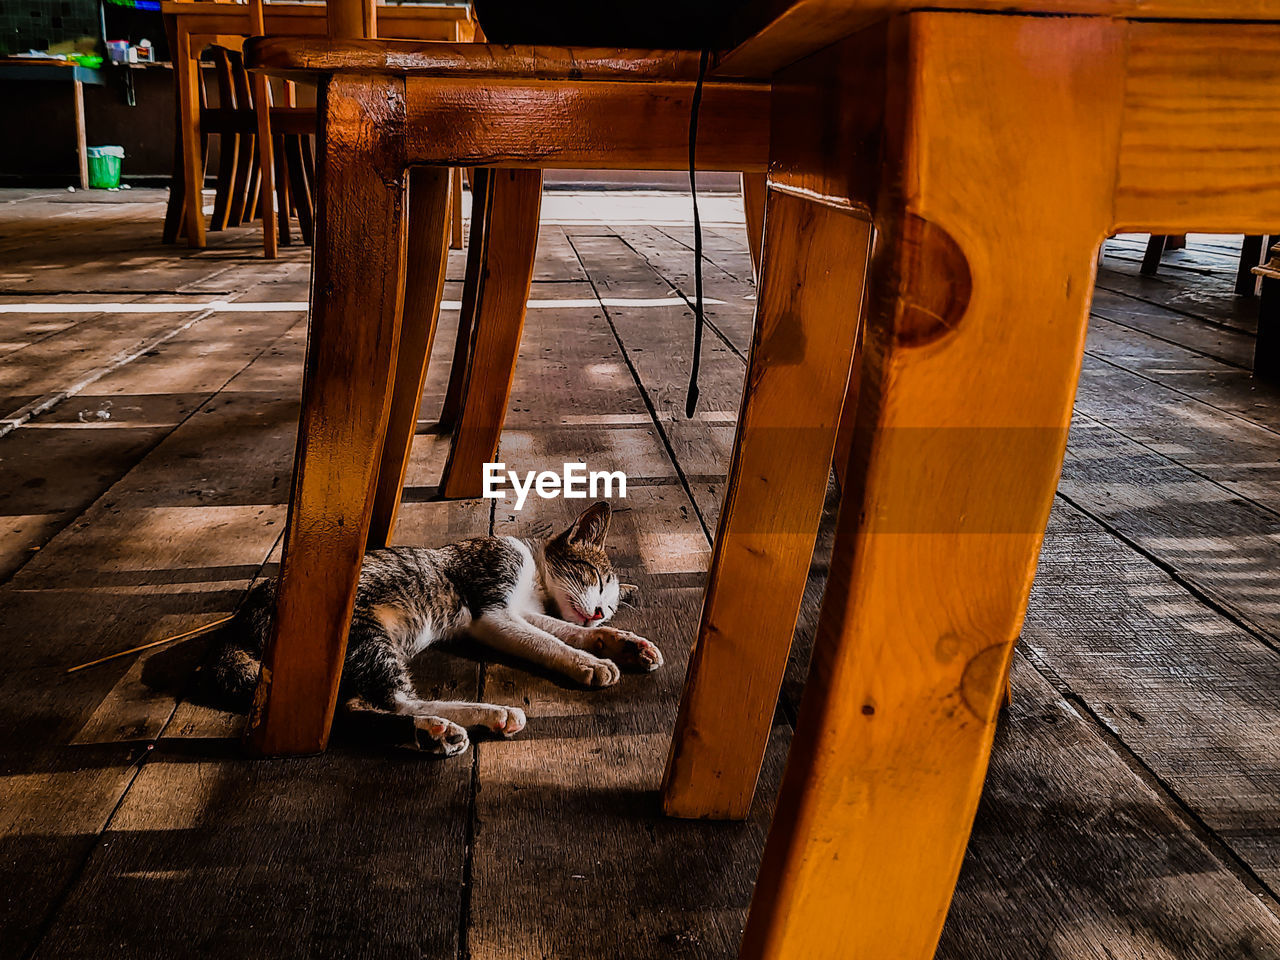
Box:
66, 616, 235, 674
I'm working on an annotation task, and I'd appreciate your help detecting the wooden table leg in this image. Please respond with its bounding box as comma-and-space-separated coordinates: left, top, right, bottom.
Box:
738, 13, 1121, 956
439, 168, 542, 499
245, 75, 409, 756
438, 167, 493, 432
73, 77, 88, 190
740, 172, 766, 282
368, 166, 454, 547
662, 190, 871, 821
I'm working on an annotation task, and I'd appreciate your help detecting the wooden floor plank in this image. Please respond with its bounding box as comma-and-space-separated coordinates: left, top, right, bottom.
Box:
1019, 498, 1280, 896
1097, 235, 1257, 336
0, 285, 306, 581
1060, 388, 1280, 642
941, 655, 1280, 959
565, 232, 748, 533
1085, 314, 1280, 434
468, 239, 789, 960
0, 323, 307, 959
5, 194, 1280, 960
15, 300, 485, 960
1090, 287, 1257, 369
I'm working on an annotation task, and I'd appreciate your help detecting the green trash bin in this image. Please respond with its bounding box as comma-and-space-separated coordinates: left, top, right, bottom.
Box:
86, 146, 124, 189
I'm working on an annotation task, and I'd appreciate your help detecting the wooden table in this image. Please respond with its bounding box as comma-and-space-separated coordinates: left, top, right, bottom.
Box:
0, 59, 105, 189
245, 2, 1280, 956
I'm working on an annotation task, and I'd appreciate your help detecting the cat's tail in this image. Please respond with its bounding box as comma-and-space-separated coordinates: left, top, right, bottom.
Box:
199, 579, 275, 711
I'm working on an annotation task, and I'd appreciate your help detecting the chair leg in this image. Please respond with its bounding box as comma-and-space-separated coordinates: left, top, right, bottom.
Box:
1140, 233, 1167, 274
439, 168, 542, 499
368, 167, 454, 548
736, 13, 1119, 957
285, 134, 315, 245
162, 124, 185, 244
301, 136, 316, 197
1237, 234, 1268, 297
173, 26, 206, 249
253, 75, 278, 259
1255, 272, 1280, 381
244, 76, 409, 756
274, 134, 293, 247
438, 167, 493, 431
450, 166, 465, 250
246, 139, 262, 222
662, 189, 871, 821
209, 133, 238, 231
740, 171, 766, 283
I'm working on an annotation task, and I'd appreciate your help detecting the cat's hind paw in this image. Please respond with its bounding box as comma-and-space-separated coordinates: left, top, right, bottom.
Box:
414, 716, 470, 757
485, 705, 526, 737
590, 627, 664, 673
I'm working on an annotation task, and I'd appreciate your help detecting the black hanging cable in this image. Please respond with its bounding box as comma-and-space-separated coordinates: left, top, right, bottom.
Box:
684, 48, 711, 418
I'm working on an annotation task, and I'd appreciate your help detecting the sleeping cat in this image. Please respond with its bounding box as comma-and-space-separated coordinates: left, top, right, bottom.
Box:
205, 501, 661, 756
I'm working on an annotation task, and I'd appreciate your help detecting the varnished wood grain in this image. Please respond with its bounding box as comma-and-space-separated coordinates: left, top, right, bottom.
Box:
662, 190, 869, 820
714, 0, 1280, 78
246, 75, 410, 755
244, 39, 769, 171
440, 169, 543, 499
401, 76, 768, 171
248, 38, 741, 81
368, 166, 453, 547
740, 14, 1125, 957
1113, 23, 1280, 234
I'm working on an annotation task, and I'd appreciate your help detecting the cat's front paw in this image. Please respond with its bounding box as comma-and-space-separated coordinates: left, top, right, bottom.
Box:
567, 652, 621, 688
414, 716, 470, 757
589, 627, 664, 673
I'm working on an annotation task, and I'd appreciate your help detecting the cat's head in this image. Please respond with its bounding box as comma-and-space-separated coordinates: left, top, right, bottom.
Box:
542, 502, 636, 626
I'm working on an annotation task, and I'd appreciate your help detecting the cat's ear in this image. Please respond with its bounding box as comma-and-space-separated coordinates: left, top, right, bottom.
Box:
619, 582, 639, 603
567, 501, 611, 547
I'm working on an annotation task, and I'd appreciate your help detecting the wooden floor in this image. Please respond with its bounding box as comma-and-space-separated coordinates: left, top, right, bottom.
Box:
2, 188, 1280, 959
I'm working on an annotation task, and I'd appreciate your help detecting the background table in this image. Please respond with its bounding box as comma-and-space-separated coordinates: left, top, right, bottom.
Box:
0, 58, 105, 189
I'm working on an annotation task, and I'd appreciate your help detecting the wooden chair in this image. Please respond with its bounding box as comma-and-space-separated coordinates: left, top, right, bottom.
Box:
163, 0, 474, 256
162, 42, 316, 250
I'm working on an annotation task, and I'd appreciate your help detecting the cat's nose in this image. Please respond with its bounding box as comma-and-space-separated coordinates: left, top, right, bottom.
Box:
591, 607, 604, 621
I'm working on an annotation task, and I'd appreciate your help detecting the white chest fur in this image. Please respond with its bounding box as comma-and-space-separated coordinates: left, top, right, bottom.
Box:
505, 536, 544, 616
